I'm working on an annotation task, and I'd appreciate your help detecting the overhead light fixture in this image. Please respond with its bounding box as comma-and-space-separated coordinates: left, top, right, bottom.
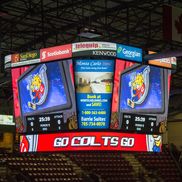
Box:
78, 27, 102, 39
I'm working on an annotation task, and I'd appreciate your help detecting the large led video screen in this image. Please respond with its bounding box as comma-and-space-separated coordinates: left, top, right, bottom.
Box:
7, 42, 174, 153
11, 59, 76, 133
119, 65, 164, 112
18, 62, 71, 115
11, 58, 171, 135
110, 59, 170, 134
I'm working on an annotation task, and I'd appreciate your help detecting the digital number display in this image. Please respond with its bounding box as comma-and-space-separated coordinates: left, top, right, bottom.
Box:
122, 113, 157, 134
26, 113, 65, 133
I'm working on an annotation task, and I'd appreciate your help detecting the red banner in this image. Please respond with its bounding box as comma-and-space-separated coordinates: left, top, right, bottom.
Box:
40, 44, 72, 62
20, 132, 162, 153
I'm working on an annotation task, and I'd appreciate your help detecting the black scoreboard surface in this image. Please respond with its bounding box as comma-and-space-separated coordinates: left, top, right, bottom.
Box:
26, 113, 65, 133
121, 113, 158, 134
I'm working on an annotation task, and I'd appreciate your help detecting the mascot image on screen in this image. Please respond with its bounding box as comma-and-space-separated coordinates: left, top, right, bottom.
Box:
127, 66, 150, 108
152, 135, 162, 152
147, 135, 162, 152
27, 64, 48, 110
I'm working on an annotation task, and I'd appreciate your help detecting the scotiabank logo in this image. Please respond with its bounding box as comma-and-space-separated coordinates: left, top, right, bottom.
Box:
40, 44, 72, 62
42, 51, 46, 60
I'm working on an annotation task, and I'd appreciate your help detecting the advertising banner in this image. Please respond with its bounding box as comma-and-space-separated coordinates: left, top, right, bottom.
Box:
11, 51, 40, 68
74, 59, 115, 129
148, 57, 177, 69
40, 44, 72, 62
117, 44, 142, 62
72, 42, 117, 57
20, 132, 162, 153
148, 51, 177, 69
4, 54, 11, 70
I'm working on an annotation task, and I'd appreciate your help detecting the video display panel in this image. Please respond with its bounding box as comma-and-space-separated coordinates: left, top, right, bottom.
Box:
11, 59, 76, 133
6, 41, 174, 153
110, 59, 170, 134
20, 132, 162, 153
119, 65, 164, 113
74, 59, 115, 129
18, 62, 71, 115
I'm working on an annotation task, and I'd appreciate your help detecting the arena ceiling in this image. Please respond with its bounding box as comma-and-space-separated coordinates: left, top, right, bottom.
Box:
0, 0, 182, 119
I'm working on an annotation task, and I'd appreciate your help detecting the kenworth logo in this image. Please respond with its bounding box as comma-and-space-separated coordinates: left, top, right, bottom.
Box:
117, 44, 142, 62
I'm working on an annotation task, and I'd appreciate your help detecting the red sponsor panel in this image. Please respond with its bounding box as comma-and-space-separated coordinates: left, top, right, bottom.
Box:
40, 44, 72, 62
20, 132, 162, 153
111, 59, 134, 113
11, 67, 30, 132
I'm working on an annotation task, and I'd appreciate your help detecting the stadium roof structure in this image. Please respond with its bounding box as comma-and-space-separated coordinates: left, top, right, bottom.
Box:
0, 0, 182, 119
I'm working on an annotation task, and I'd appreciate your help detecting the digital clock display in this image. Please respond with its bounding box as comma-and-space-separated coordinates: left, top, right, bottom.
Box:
122, 113, 157, 134
26, 113, 64, 133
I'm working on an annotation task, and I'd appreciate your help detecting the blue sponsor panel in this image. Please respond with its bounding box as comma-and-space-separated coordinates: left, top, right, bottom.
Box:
76, 93, 111, 129
117, 44, 142, 62
74, 59, 115, 129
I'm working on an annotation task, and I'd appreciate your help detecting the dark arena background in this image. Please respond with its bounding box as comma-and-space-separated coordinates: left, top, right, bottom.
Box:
0, 1, 182, 182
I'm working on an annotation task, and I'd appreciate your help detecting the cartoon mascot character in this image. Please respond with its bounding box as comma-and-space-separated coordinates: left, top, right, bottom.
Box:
152, 135, 162, 152
27, 64, 48, 110
127, 66, 150, 108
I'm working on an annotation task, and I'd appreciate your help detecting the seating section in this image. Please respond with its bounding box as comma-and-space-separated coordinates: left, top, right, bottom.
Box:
0, 150, 182, 182
0, 153, 82, 182
66, 151, 138, 182
136, 150, 182, 182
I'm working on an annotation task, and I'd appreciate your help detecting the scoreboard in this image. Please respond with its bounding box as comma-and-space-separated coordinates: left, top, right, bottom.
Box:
26, 113, 65, 133
6, 41, 173, 153
122, 113, 157, 134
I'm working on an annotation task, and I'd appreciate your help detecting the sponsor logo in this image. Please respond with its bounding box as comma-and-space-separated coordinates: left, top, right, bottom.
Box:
76, 43, 99, 49
72, 42, 117, 52
118, 47, 141, 58
92, 50, 116, 57
42, 51, 46, 60
20, 51, 39, 61
157, 57, 176, 65
43, 49, 70, 58
117, 44, 142, 62
149, 56, 177, 69
40, 44, 72, 61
